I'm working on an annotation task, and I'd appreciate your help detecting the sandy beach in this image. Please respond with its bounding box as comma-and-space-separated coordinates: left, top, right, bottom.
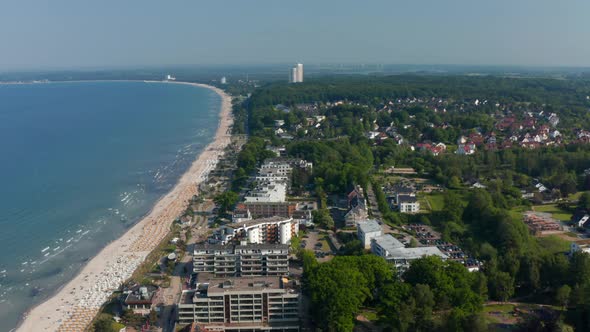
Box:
16, 82, 233, 332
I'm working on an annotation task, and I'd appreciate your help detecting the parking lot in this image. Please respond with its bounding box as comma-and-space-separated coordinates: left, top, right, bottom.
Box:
300, 230, 333, 262
404, 224, 481, 270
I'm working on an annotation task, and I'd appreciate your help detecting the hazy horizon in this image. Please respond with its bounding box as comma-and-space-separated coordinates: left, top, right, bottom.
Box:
1, 0, 589, 70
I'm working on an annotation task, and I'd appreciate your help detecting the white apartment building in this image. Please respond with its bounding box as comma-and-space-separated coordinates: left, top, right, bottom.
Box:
178, 276, 300, 331
244, 181, 287, 203
398, 195, 420, 214
357, 220, 382, 249
193, 244, 289, 277
220, 216, 298, 245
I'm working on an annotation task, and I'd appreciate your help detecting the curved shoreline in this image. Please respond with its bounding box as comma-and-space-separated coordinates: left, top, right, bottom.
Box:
15, 81, 233, 332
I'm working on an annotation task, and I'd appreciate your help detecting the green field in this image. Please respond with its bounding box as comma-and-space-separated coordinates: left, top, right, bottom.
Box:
358, 309, 379, 321
533, 204, 573, 221
537, 235, 571, 254
568, 191, 583, 201
425, 193, 445, 211
483, 303, 516, 314
508, 206, 528, 222
483, 304, 518, 330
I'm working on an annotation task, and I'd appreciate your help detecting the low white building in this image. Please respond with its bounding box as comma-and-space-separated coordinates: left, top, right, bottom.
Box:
357, 220, 382, 249
371, 234, 447, 272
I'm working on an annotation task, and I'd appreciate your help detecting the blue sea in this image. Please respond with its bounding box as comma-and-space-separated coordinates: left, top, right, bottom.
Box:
0, 81, 221, 331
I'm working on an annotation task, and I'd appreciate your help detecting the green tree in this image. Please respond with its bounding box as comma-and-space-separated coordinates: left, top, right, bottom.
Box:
579, 191, 590, 211
413, 284, 435, 329
307, 263, 369, 331
556, 284, 572, 308
569, 252, 590, 286
443, 191, 464, 222
93, 314, 117, 332
312, 209, 334, 229
213, 191, 239, 215
490, 271, 514, 302
448, 176, 462, 189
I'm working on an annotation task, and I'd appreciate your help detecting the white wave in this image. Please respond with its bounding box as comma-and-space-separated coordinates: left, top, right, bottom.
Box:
41, 247, 50, 253
120, 192, 131, 203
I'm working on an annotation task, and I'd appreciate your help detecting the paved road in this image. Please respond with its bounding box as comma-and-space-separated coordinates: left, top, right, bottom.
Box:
158, 204, 211, 332
366, 184, 382, 220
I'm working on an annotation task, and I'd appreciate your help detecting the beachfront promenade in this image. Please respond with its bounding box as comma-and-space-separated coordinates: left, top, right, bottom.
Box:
16, 83, 233, 332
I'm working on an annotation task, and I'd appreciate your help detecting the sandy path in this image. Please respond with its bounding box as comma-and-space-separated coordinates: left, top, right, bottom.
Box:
16, 82, 233, 332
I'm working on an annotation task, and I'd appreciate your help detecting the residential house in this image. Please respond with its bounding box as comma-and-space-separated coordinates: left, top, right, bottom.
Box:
398, 195, 420, 214
124, 285, 158, 316
572, 211, 590, 228
456, 142, 476, 155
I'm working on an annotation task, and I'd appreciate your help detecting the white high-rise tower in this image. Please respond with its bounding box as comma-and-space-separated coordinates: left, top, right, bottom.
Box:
289, 67, 298, 83
289, 63, 304, 83
296, 63, 303, 83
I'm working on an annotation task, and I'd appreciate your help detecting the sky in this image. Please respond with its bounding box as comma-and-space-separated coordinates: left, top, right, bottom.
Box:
0, 0, 589, 70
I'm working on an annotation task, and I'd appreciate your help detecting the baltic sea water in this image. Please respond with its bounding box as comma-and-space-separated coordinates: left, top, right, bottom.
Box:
0, 81, 220, 331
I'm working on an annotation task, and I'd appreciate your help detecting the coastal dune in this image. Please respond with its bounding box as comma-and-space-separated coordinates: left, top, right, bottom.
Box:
16, 82, 233, 332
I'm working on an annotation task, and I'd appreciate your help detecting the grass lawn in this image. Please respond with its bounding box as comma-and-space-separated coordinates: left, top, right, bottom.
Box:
568, 191, 583, 201
425, 193, 445, 212
319, 237, 331, 251
483, 303, 516, 313
358, 309, 379, 321
483, 303, 518, 327
533, 204, 573, 221
536, 235, 571, 254
509, 206, 528, 222
418, 194, 432, 213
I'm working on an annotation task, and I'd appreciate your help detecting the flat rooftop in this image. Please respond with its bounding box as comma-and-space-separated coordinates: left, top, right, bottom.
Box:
372, 234, 404, 250
193, 276, 297, 296
373, 234, 446, 260
194, 243, 289, 252
389, 246, 447, 260
357, 219, 382, 233
398, 195, 418, 203
226, 216, 291, 229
